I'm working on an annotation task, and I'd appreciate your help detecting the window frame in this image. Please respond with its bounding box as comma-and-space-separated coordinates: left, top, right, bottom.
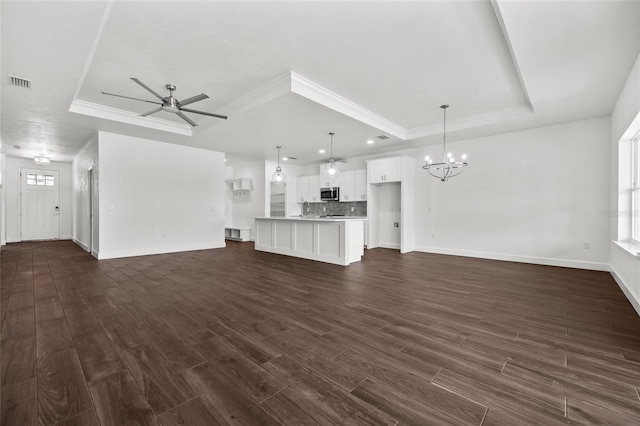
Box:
632, 133, 640, 244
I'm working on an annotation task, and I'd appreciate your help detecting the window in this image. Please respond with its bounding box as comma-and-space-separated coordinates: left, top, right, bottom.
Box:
632, 134, 640, 243
26, 173, 55, 186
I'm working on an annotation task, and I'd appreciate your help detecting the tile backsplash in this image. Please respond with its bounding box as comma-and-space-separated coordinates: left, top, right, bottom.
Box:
303, 201, 367, 217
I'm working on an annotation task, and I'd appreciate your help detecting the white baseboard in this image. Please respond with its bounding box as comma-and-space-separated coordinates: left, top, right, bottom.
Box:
379, 242, 401, 250
414, 245, 610, 271
61, 235, 72, 240
610, 266, 640, 317
72, 238, 90, 252
6, 237, 20, 243
97, 241, 226, 260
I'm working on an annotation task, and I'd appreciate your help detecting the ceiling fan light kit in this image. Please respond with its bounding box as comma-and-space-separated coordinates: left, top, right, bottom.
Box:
423, 104, 468, 182
101, 78, 228, 127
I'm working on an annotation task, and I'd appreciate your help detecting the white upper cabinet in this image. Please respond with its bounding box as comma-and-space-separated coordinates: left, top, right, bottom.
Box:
296, 176, 309, 202
339, 169, 366, 201
308, 175, 321, 202
368, 157, 402, 183
296, 175, 321, 203
355, 169, 367, 200
339, 171, 355, 201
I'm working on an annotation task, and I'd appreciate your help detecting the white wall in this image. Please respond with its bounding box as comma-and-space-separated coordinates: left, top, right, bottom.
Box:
350, 116, 612, 270
72, 135, 98, 253
1, 154, 6, 245
96, 131, 225, 259
610, 51, 640, 314
5, 157, 73, 242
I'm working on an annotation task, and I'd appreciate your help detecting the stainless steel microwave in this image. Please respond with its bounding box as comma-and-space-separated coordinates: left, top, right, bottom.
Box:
320, 187, 339, 201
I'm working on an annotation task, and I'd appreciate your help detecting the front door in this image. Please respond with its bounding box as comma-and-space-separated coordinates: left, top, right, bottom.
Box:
21, 168, 60, 241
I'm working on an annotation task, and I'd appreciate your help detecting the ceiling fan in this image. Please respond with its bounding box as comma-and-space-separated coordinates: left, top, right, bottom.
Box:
101, 77, 227, 127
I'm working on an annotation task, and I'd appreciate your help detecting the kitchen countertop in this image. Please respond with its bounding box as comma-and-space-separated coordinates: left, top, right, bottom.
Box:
255, 216, 367, 222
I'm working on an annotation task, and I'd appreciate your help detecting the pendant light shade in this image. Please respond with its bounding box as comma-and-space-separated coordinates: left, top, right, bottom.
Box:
271, 146, 286, 183
326, 132, 339, 177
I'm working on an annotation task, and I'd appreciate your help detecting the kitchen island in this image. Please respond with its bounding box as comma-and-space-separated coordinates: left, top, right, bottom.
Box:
254, 217, 366, 266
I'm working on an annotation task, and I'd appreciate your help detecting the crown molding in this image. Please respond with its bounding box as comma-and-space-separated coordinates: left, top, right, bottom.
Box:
405, 104, 534, 140
290, 71, 407, 140
69, 99, 192, 136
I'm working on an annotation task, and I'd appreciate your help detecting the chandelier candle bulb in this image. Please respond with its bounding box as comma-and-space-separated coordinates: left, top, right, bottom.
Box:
422, 104, 469, 182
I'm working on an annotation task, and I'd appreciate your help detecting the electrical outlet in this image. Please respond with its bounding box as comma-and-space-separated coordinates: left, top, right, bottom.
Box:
351, 207, 354, 212
323, 207, 326, 211
584, 241, 591, 249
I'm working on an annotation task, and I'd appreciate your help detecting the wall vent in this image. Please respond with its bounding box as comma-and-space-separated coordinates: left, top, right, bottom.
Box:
9, 75, 31, 88
377, 134, 390, 140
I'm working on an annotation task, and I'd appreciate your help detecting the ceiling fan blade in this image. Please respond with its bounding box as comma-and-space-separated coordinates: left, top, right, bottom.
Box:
176, 111, 198, 127
178, 93, 209, 107
101, 91, 162, 105
130, 78, 165, 100
180, 107, 228, 120
140, 106, 163, 117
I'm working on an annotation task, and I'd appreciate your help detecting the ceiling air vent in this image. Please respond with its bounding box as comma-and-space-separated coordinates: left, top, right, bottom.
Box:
8, 75, 31, 89
377, 135, 390, 140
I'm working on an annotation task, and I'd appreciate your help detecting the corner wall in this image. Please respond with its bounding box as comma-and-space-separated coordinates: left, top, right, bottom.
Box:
610, 51, 640, 314
96, 132, 226, 259
72, 135, 98, 253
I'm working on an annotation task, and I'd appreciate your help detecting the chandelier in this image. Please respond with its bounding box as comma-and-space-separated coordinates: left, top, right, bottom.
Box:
423, 104, 468, 182
271, 145, 286, 183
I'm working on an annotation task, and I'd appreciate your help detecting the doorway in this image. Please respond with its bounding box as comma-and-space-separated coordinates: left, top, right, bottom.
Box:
376, 182, 401, 249
20, 168, 60, 241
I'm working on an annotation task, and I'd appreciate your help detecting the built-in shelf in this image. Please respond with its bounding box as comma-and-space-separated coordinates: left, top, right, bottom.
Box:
226, 178, 252, 191
225, 227, 251, 242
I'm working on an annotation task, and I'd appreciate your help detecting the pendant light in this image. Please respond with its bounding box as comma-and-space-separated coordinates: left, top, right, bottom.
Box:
271, 145, 286, 183
423, 104, 468, 182
326, 132, 339, 177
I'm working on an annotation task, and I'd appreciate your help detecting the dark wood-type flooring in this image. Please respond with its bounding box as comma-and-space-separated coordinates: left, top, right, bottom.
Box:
2, 240, 640, 425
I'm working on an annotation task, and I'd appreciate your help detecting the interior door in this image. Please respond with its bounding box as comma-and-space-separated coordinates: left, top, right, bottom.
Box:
377, 182, 401, 249
21, 168, 60, 241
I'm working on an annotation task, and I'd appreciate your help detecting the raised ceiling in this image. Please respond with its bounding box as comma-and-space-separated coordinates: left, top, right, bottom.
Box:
1, 1, 639, 165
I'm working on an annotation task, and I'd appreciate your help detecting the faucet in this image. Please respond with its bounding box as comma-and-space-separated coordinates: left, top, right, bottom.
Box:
302, 201, 310, 218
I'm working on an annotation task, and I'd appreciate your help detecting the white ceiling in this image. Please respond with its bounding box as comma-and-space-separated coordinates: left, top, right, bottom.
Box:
1, 1, 639, 166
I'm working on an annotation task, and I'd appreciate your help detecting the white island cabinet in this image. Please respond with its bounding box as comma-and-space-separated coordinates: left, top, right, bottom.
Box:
254, 217, 366, 266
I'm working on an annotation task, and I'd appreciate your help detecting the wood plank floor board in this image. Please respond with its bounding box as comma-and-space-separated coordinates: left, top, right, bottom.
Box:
263, 354, 398, 426
117, 343, 195, 414
181, 362, 281, 425
141, 325, 207, 374
3, 240, 640, 425
37, 349, 93, 425
74, 331, 127, 384
54, 409, 101, 426
88, 370, 157, 426
502, 361, 640, 406
36, 316, 74, 360
350, 377, 482, 426
432, 367, 568, 425
156, 397, 226, 426
1, 334, 36, 387
35, 296, 65, 323
1, 306, 35, 341
1, 378, 39, 426
63, 304, 103, 338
